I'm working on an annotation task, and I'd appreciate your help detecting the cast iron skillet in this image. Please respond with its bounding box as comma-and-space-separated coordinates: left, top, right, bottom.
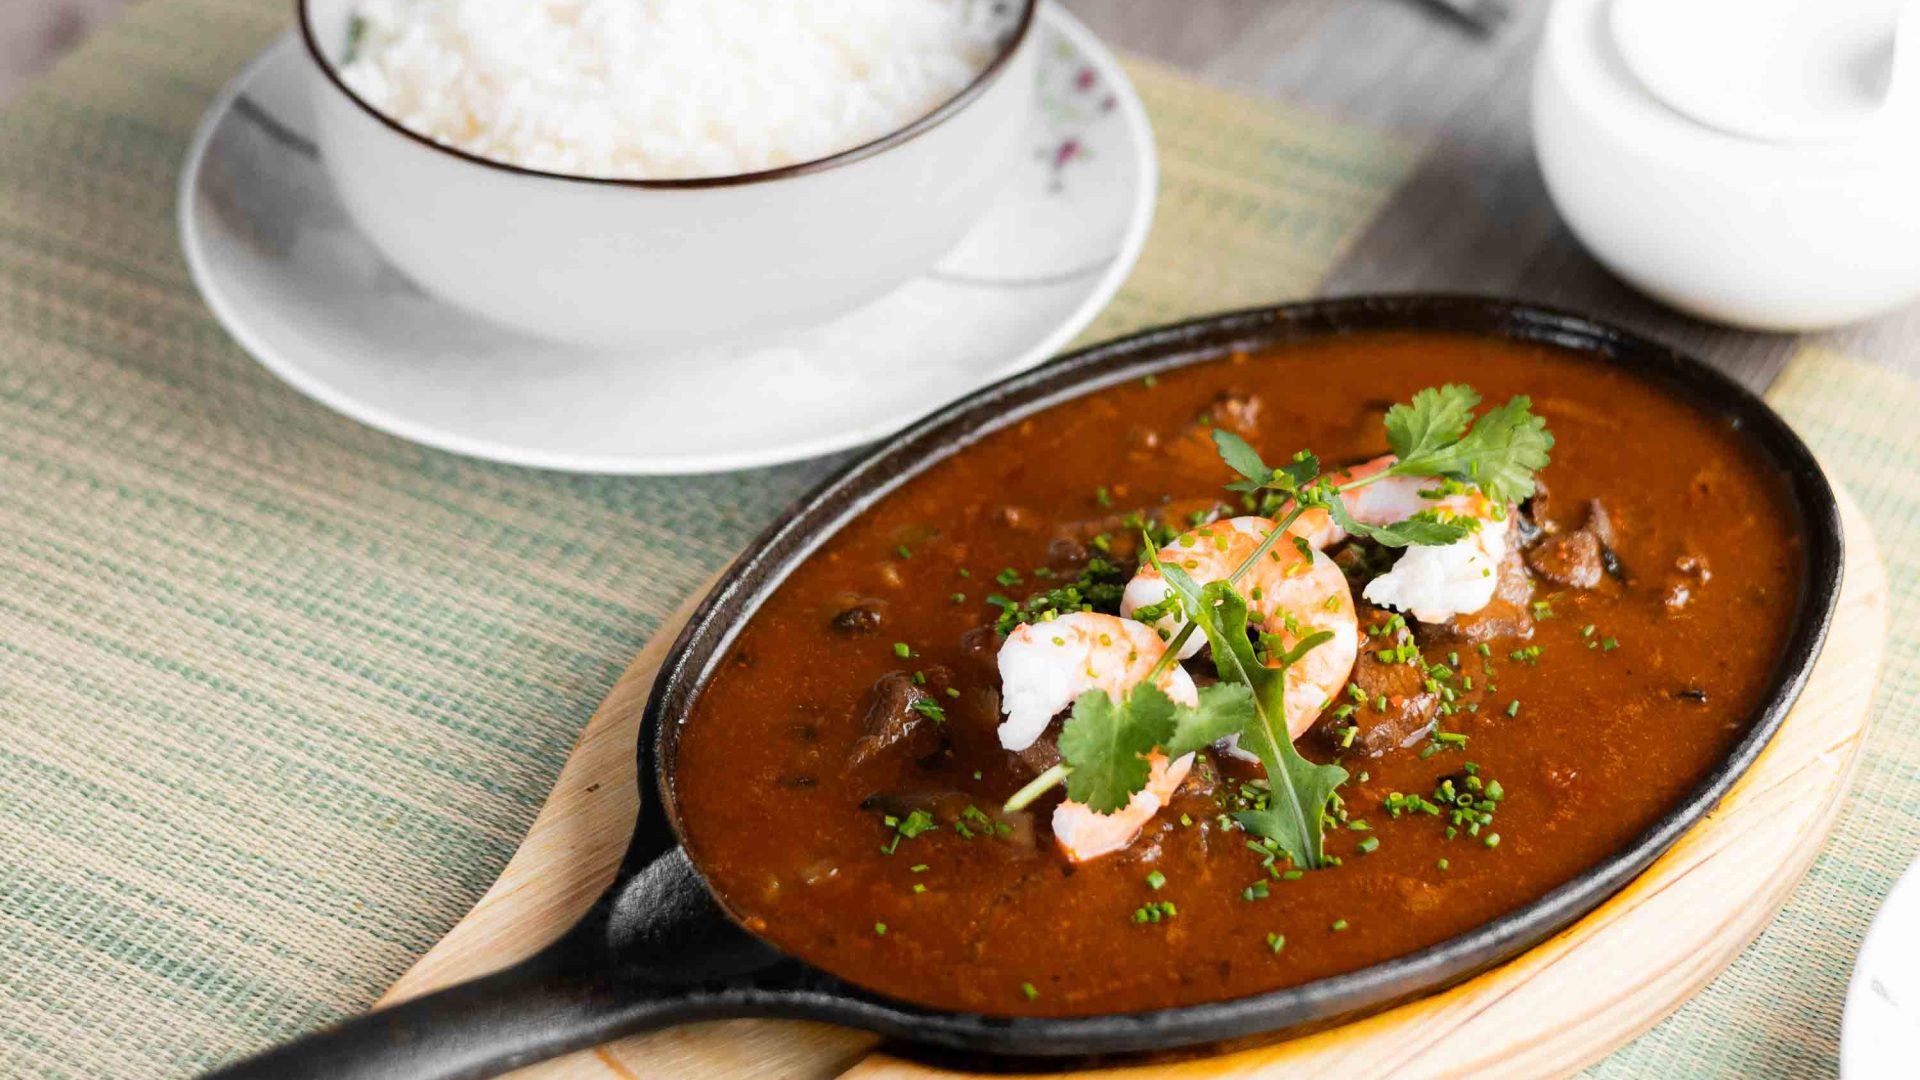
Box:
207, 297, 1844, 1080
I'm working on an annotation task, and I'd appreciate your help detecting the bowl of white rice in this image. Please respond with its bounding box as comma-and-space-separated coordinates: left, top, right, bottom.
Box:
298, 0, 1038, 347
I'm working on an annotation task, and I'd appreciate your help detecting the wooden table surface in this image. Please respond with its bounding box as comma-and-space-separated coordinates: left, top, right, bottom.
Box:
12, 0, 1914, 386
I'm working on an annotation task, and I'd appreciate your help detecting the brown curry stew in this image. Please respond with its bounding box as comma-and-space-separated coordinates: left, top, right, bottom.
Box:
674, 330, 1804, 1018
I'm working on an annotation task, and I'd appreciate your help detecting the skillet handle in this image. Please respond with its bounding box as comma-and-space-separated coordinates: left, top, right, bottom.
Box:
202, 846, 788, 1080
202, 933, 693, 1080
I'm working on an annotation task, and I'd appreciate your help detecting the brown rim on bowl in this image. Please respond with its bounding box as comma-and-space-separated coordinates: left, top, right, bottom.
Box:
294, 0, 1040, 190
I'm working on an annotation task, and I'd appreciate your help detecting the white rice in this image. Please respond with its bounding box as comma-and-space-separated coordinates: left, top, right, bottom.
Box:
336, 0, 1003, 180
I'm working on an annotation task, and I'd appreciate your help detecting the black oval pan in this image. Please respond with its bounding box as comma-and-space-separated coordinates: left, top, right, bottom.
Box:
206, 296, 1844, 1080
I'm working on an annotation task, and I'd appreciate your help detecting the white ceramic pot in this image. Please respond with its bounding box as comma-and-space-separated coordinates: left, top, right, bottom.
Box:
299, 0, 1038, 348
1533, 0, 1920, 331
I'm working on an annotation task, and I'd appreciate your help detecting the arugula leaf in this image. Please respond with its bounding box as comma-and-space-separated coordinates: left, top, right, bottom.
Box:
1058, 685, 1173, 813
1165, 682, 1255, 758
1385, 384, 1481, 461
1326, 497, 1473, 549
1395, 394, 1554, 503
1143, 542, 1346, 867
1212, 430, 1318, 496
1188, 582, 1348, 867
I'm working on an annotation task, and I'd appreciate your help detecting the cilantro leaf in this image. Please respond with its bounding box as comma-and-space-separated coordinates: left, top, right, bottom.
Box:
1212, 430, 1318, 496
1164, 682, 1256, 758
1213, 429, 1271, 491
1058, 684, 1175, 813
1396, 394, 1553, 503
1326, 496, 1473, 549
1054, 680, 1256, 815
1385, 384, 1480, 461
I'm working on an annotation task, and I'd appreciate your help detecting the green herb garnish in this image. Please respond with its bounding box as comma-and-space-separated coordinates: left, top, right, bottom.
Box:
999, 385, 1551, 871
1150, 557, 1348, 869
1387, 385, 1554, 502
1050, 681, 1255, 814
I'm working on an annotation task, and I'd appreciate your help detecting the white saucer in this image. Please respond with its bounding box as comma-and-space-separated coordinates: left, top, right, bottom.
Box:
177, 5, 1156, 474
1843, 857, 1920, 1079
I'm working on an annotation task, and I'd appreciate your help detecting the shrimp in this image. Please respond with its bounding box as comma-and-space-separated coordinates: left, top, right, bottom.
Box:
1120, 516, 1358, 742
1310, 455, 1513, 624
995, 612, 1198, 753
1051, 751, 1192, 863
995, 612, 1201, 862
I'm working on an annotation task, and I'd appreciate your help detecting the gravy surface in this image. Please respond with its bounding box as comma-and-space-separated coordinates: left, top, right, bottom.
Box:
675, 332, 1803, 1016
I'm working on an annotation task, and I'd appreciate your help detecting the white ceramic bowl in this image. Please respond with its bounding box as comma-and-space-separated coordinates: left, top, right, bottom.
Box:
1533, 0, 1920, 331
298, 0, 1038, 347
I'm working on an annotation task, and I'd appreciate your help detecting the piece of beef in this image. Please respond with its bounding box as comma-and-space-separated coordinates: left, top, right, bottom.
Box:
1520, 475, 1552, 537
1525, 530, 1604, 588
848, 670, 947, 768
1201, 389, 1263, 435
1430, 543, 1535, 644
1011, 732, 1061, 777
1325, 604, 1439, 756
830, 601, 885, 637
1525, 499, 1622, 588
1163, 390, 1265, 474
958, 624, 1003, 680
1586, 499, 1618, 548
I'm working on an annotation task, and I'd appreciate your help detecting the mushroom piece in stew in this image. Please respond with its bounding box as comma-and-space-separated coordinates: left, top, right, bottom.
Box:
674, 331, 1803, 1016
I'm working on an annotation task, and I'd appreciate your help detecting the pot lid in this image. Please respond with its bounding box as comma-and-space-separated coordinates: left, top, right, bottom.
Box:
1608, 0, 1918, 142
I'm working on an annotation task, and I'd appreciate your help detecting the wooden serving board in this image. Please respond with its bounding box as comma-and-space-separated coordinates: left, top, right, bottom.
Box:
382, 489, 1887, 1080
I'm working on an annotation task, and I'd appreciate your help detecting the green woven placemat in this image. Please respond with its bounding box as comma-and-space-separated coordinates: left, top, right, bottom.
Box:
0, 3, 1414, 1077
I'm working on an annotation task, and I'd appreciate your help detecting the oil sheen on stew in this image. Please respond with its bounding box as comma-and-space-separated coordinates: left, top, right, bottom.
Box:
675, 331, 1803, 1017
